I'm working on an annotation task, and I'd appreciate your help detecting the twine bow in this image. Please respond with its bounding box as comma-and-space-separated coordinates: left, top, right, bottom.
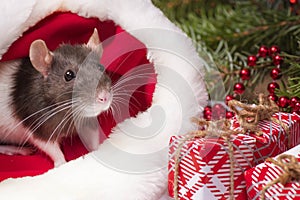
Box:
228, 93, 279, 135
261, 154, 300, 200
173, 118, 238, 200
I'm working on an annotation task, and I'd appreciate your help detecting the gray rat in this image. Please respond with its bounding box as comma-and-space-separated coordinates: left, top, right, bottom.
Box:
0, 29, 112, 167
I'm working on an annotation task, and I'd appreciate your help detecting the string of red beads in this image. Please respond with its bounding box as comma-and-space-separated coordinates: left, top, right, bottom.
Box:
234, 45, 300, 112
203, 44, 300, 120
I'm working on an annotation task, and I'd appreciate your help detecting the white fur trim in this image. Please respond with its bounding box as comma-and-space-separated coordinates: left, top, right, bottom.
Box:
0, 0, 208, 199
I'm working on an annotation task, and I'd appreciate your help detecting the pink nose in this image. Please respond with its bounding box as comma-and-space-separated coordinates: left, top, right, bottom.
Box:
97, 91, 111, 104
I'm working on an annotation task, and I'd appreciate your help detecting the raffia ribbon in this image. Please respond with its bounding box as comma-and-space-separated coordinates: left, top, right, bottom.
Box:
228, 93, 280, 135
228, 93, 289, 146
173, 118, 238, 200
261, 154, 300, 200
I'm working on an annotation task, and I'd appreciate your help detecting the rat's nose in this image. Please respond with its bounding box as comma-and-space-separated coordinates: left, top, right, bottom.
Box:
96, 91, 111, 104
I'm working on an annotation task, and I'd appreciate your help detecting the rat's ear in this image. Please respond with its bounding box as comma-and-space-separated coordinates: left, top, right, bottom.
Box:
29, 40, 53, 78
86, 28, 103, 58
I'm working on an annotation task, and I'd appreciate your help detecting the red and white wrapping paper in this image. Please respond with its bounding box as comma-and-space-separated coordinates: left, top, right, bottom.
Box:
168, 135, 256, 199
231, 112, 300, 165
244, 144, 300, 200
168, 112, 300, 200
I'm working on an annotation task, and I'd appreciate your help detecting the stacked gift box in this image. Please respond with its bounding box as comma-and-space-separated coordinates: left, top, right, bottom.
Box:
231, 112, 300, 164
168, 134, 256, 199
168, 110, 300, 200
245, 143, 300, 200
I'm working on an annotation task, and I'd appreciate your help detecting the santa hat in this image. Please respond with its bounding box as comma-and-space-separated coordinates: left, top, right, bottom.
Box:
0, 0, 207, 199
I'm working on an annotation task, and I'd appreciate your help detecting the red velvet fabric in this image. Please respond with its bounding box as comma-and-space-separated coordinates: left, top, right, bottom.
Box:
0, 12, 155, 181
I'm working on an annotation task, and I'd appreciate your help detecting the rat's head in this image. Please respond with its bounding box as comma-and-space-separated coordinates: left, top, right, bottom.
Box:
29, 29, 112, 118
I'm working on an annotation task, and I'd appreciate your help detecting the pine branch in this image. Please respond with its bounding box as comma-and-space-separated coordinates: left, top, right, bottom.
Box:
152, 0, 300, 99
276, 52, 300, 98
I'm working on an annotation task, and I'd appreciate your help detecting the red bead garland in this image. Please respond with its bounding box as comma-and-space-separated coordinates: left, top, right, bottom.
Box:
230, 45, 284, 98
225, 45, 300, 112
206, 42, 296, 120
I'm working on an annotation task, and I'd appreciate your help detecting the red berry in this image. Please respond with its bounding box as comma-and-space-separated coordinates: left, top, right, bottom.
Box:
203, 109, 212, 120
233, 82, 245, 94
273, 55, 283, 66
203, 114, 211, 119
268, 94, 278, 102
277, 96, 290, 108
204, 114, 211, 121
270, 45, 280, 55
292, 102, 300, 113
203, 105, 211, 114
226, 111, 235, 119
247, 55, 257, 67
239, 68, 251, 80
267, 82, 280, 94
290, 0, 297, 4
204, 106, 212, 112
290, 97, 300, 108
225, 95, 235, 105
258, 45, 269, 58
203, 106, 212, 116
270, 68, 282, 80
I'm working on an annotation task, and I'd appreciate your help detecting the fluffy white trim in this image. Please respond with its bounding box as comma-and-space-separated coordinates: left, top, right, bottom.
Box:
0, 0, 208, 199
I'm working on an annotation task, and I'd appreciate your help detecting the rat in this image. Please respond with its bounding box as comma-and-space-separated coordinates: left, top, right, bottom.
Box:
0, 28, 112, 167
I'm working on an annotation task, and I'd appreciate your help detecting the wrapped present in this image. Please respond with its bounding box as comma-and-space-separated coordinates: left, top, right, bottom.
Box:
229, 94, 300, 164
231, 112, 300, 165
244, 144, 300, 200
169, 95, 300, 200
168, 119, 257, 200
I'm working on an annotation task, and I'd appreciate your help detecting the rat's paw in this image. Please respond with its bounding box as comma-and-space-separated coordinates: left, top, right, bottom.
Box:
53, 157, 66, 168
0, 145, 35, 156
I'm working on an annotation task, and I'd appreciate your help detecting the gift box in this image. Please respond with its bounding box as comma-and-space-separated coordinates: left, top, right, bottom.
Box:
244, 144, 300, 200
168, 134, 257, 200
168, 112, 300, 200
231, 112, 300, 164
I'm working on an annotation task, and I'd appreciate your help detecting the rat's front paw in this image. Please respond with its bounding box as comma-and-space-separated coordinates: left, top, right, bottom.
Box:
53, 158, 66, 167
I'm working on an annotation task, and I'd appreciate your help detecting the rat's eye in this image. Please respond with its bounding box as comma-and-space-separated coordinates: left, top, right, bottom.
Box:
64, 70, 76, 82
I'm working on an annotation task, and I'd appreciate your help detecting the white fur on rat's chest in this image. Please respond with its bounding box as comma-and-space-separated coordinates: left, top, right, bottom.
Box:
0, 61, 32, 144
